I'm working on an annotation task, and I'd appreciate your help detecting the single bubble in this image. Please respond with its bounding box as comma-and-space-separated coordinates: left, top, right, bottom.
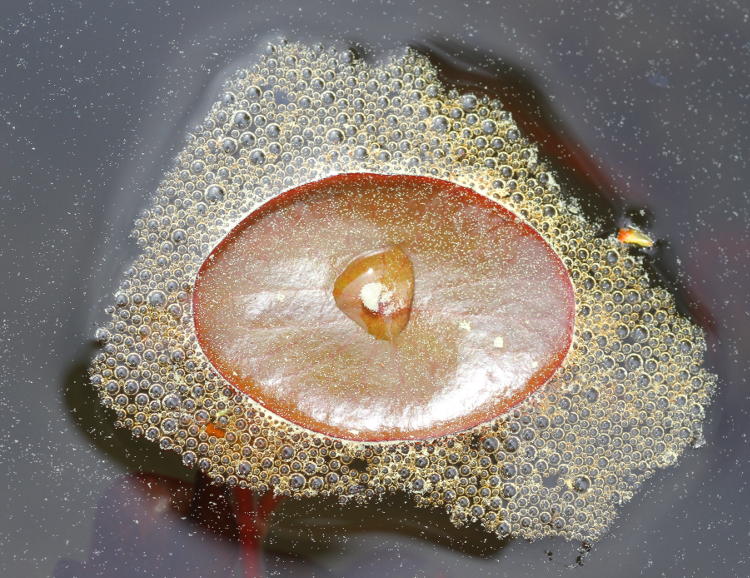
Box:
460, 94, 478, 111
147, 290, 166, 308
233, 110, 251, 128
205, 184, 224, 203
432, 115, 449, 133
249, 149, 266, 164
326, 128, 344, 143
221, 137, 237, 154
573, 475, 591, 493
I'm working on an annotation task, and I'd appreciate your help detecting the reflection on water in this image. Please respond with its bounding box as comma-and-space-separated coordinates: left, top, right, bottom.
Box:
53, 473, 240, 578
51, 471, 515, 577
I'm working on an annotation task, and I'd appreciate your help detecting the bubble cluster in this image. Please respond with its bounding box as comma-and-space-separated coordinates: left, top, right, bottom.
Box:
89, 42, 716, 542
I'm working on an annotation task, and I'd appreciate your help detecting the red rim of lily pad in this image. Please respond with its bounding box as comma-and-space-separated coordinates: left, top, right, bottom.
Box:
192, 173, 576, 442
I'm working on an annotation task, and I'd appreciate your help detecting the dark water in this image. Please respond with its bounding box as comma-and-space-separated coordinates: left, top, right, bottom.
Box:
1, 1, 749, 576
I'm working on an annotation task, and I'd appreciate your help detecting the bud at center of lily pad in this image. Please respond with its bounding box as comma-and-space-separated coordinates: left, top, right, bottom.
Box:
333, 246, 415, 341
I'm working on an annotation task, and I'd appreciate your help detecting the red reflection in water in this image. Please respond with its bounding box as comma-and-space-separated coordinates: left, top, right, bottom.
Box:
53, 473, 284, 578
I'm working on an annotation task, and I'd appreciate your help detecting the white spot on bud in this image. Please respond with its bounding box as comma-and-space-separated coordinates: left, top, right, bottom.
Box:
360, 282, 401, 314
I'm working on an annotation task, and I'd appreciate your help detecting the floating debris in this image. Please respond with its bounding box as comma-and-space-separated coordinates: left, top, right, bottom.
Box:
617, 227, 655, 248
